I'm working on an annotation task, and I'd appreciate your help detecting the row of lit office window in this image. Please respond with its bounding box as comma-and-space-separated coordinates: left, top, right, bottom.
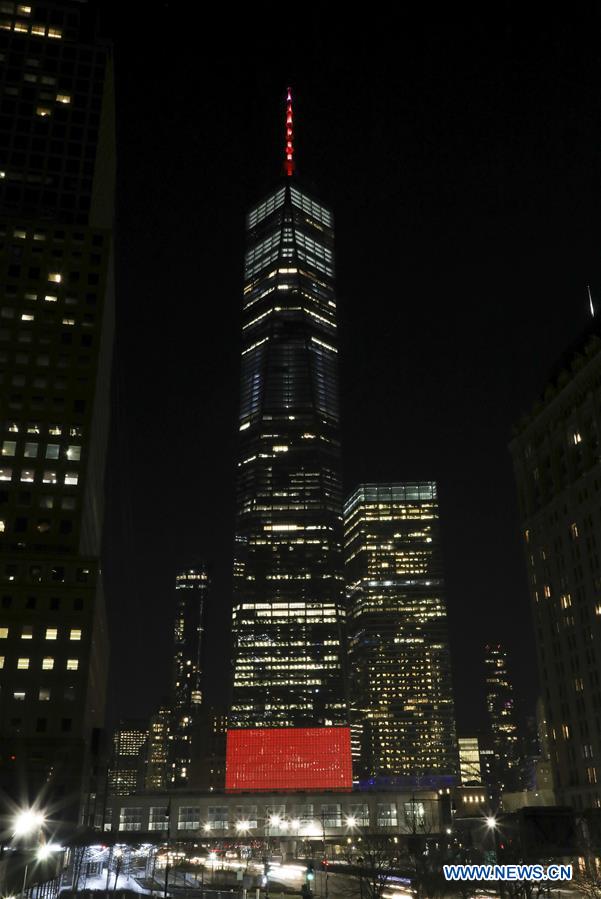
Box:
0, 655, 79, 670
0, 468, 78, 484
0, 626, 81, 639
2, 440, 81, 459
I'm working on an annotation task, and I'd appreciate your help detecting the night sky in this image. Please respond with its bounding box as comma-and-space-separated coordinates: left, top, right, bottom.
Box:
100, 4, 601, 736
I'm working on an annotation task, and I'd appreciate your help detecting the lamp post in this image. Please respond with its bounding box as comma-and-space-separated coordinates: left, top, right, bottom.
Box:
12, 808, 46, 899
485, 816, 504, 899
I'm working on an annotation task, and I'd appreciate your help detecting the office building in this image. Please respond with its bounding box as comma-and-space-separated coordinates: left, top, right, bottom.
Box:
145, 703, 170, 792
0, 0, 115, 822
170, 565, 210, 785
484, 644, 520, 792
458, 736, 482, 785
344, 482, 457, 780
510, 323, 601, 810
230, 89, 346, 730
107, 719, 147, 797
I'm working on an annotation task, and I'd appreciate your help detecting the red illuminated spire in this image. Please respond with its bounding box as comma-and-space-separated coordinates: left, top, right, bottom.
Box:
284, 86, 294, 177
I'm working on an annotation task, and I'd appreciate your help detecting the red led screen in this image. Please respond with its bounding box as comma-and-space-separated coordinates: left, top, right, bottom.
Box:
225, 726, 353, 792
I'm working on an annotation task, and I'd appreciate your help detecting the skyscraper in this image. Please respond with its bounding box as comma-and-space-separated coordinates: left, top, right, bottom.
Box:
344, 482, 457, 780
145, 703, 170, 792
169, 565, 210, 785
107, 719, 147, 797
510, 323, 601, 810
484, 644, 519, 792
230, 90, 346, 730
0, 1, 115, 822
458, 736, 482, 785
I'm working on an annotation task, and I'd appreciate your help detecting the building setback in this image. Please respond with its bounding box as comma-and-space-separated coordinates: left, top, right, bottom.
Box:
230, 91, 346, 729
344, 482, 457, 780
0, 0, 115, 823
169, 565, 210, 785
510, 325, 601, 811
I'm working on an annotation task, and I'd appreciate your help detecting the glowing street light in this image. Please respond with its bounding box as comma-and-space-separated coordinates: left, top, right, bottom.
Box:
485, 816, 497, 829
13, 809, 45, 838
269, 814, 281, 827
235, 821, 250, 833
345, 815, 357, 828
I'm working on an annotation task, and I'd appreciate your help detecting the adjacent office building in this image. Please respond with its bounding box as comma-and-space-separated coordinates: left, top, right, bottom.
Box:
0, 1, 115, 822
484, 643, 520, 792
510, 323, 601, 810
458, 736, 482, 785
169, 565, 210, 785
230, 90, 346, 730
145, 703, 170, 792
107, 720, 147, 797
344, 483, 457, 780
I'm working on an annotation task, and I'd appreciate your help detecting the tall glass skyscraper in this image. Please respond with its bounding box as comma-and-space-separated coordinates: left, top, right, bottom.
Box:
344, 483, 457, 780
230, 91, 346, 729
170, 565, 210, 784
0, 1, 115, 823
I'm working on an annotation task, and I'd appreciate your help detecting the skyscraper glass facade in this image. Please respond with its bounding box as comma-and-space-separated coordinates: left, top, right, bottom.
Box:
231, 178, 346, 728
344, 483, 457, 779
484, 643, 520, 792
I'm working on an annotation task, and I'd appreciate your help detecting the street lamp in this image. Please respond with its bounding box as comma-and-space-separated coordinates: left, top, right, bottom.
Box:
12, 808, 47, 899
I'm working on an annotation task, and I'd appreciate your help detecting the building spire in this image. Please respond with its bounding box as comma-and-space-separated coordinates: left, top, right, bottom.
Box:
284, 86, 294, 177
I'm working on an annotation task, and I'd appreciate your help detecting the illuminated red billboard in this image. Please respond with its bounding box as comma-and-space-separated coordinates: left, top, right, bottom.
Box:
225, 726, 353, 792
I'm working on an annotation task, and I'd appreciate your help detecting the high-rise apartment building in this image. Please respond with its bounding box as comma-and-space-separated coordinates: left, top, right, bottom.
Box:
344, 482, 457, 780
0, 1, 115, 822
484, 644, 520, 792
107, 720, 147, 797
169, 565, 210, 785
230, 90, 346, 729
510, 324, 601, 810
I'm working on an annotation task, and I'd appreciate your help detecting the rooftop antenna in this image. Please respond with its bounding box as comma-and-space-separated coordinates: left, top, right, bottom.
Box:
588, 284, 595, 318
284, 86, 294, 177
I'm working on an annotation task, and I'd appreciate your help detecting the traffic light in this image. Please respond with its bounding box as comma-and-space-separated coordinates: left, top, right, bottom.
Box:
306, 860, 315, 882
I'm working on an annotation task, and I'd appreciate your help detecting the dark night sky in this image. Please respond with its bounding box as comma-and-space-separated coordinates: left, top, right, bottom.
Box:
100, 4, 601, 736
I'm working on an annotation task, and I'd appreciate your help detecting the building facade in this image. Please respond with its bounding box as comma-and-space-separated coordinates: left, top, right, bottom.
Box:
170, 565, 210, 785
510, 326, 601, 810
458, 736, 482, 785
145, 704, 170, 792
344, 483, 457, 779
0, 0, 115, 822
107, 719, 147, 797
484, 644, 520, 792
230, 92, 346, 729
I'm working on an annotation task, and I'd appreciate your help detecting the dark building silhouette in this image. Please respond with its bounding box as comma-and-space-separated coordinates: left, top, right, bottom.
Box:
230, 90, 346, 728
484, 643, 520, 792
344, 482, 457, 780
0, 1, 115, 822
510, 323, 601, 811
169, 565, 210, 785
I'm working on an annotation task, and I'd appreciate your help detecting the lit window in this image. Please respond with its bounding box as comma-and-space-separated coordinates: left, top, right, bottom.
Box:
36, 107, 51, 117
66, 445, 81, 461
45, 445, 59, 460
66, 659, 78, 671
17, 658, 29, 670
24, 442, 38, 458
2, 441, 16, 456
21, 313, 34, 321
48, 425, 62, 436
0, 468, 13, 481
47, 26, 61, 38
0, 628, 8, 639
45, 628, 57, 640
42, 471, 57, 484
48, 272, 61, 283
42, 657, 54, 670
69, 628, 82, 641
62, 318, 75, 327
20, 470, 34, 483
56, 93, 70, 104
0, 656, 4, 669
21, 626, 33, 640
13, 692, 26, 701
39, 687, 50, 701
0, 521, 4, 533
64, 472, 78, 486
17, 5, 32, 15
44, 295, 57, 303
